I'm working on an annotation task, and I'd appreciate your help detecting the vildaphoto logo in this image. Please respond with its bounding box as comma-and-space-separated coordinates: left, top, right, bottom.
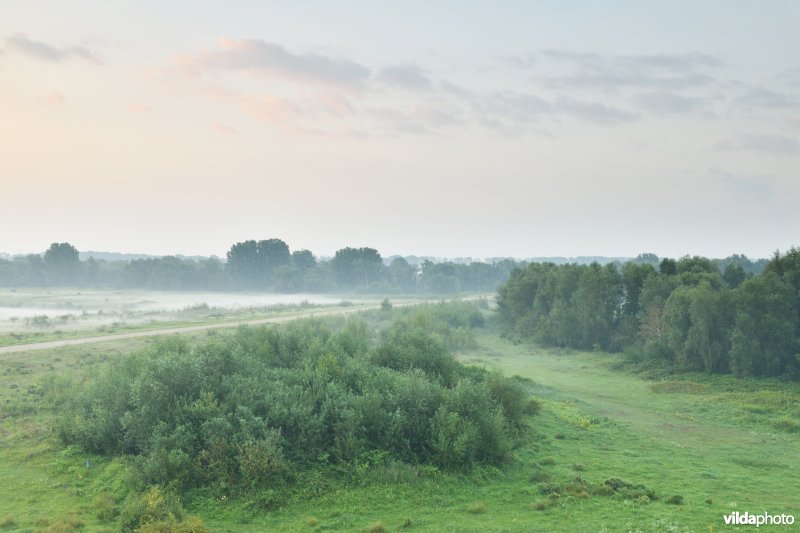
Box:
723, 512, 795, 527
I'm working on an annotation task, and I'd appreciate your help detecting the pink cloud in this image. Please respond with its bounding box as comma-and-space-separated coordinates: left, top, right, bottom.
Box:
316, 92, 355, 117
212, 123, 237, 134
38, 91, 64, 105
129, 103, 152, 113
240, 94, 302, 125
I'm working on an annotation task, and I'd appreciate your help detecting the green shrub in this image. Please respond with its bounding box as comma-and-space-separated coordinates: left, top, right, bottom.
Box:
372, 325, 461, 386
119, 486, 185, 532
485, 371, 531, 428
466, 501, 486, 514
665, 495, 684, 505
94, 493, 118, 522
538, 482, 562, 495
591, 484, 615, 497
237, 432, 286, 487
136, 516, 209, 532
528, 469, 551, 483
55, 315, 535, 494
649, 381, 708, 394
604, 477, 633, 491
44, 514, 85, 531
772, 417, 800, 433
365, 521, 386, 533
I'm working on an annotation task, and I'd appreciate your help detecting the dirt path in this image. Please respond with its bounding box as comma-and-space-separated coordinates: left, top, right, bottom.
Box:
0, 303, 385, 355
0, 297, 489, 355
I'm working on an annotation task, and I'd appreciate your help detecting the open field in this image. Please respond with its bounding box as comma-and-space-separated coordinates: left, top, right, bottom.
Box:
1, 308, 798, 531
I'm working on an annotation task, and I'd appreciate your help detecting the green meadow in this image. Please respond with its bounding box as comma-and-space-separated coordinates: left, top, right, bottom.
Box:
1, 307, 798, 532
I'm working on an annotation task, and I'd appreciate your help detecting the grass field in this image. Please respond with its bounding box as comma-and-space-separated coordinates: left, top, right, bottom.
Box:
1, 309, 798, 531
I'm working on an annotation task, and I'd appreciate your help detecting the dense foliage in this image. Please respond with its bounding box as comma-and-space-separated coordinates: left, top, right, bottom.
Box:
0, 240, 520, 293
497, 249, 800, 379
54, 306, 533, 500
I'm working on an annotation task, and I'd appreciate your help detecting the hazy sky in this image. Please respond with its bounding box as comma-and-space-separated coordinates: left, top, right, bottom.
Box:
2, 1, 799, 260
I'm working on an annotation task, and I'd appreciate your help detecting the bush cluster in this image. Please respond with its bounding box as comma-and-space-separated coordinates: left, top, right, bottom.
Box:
55, 309, 532, 496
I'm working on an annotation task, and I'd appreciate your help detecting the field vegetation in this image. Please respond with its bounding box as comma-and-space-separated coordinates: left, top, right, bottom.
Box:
2, 297, 799, 531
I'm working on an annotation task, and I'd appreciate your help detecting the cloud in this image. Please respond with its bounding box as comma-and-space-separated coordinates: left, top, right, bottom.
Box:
5, 33, 102, 64
367, 100, 463, 136
129, 103, 153, 113
777, 67, 800, 87
367, 108, 430, 135
212, 123, 237, 134
715, 133, 799, 155
556, 96, 637, 125
438, 80, 472, 98
734, 87, 799, 110
635, 90, 706, 114
471, 91, 636, 132
476, 92, 554, 124
499, 53, 537, 69
412, 101, 464, 128
376, 64, 433, 90
176, 38, 370, 86
315, 92, 355, 117
707, 167, 774, 200
539, 50, 720, 91
38, 91, 64, 105
240, 93, 302, 124
540, 49, 603, 69
620, 53, 722, 71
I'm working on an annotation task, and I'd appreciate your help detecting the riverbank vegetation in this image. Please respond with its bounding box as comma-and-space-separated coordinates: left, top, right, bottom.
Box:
497, 248, 800, 379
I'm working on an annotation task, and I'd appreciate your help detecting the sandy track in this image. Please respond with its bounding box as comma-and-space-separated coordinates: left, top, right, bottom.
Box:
0, 303, 385, 355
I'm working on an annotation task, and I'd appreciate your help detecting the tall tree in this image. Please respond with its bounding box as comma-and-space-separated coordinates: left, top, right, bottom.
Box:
389, 257, 417, 292
43, 242, 80, 284
573, 262, 622, 350
330, 247, 385, 288
729, 274, 798, 377
291, 249, 316, 270
226, 240, 260, 287
621, 262, 656, 317
684, 283, 733, 372
226, 238, 290, 288
257, 239, 291, 276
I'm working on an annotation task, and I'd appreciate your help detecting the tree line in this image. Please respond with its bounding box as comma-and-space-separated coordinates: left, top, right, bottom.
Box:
497, 249, 800, 379
0, 240, 519, 294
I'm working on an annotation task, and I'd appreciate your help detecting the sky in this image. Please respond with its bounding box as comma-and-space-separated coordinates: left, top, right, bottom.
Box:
1, 1, 799, 260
